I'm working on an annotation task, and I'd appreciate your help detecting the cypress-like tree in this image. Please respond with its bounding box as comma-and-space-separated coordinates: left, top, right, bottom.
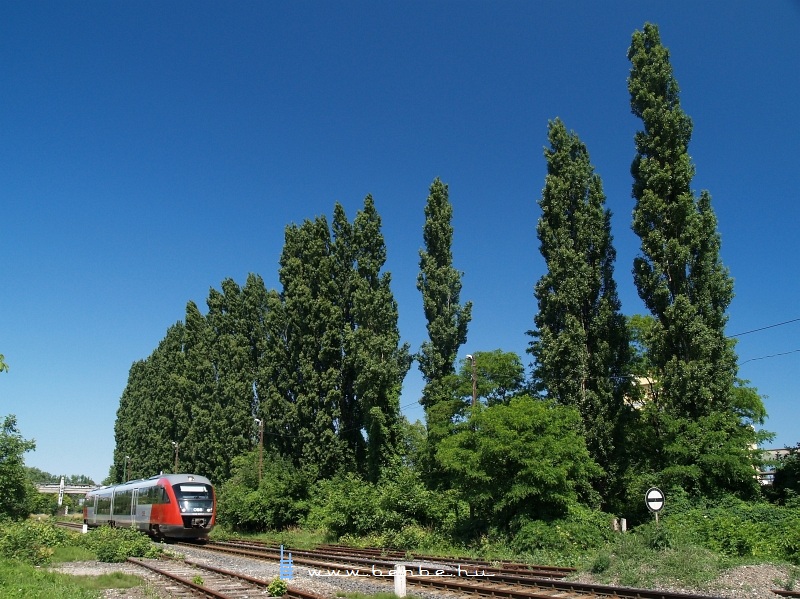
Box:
417, 178, 472, 458
628, 23, 763, 497
349, 197, 411, 479
528, 119, 632, 506
113, 323, 188, 481
263, 216, 346, 477
259, 199, 409, 479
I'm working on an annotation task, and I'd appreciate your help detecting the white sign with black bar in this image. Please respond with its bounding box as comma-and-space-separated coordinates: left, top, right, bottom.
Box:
645, 487, 665, 512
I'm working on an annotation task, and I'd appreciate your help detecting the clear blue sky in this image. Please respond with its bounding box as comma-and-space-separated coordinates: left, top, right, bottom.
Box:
2, 2, 798, 484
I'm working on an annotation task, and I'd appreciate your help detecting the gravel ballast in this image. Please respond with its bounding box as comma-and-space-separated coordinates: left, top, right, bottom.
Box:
49, 545, 797, 599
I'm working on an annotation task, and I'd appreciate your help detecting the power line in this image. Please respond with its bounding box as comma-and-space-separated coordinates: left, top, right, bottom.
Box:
740, 348, 800, 365
729, 317, 800, 338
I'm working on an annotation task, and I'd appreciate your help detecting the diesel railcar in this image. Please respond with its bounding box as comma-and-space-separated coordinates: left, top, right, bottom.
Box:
84, 473, 215, 539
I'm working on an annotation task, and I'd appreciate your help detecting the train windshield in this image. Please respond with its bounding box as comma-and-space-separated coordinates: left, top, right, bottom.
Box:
172, 483, 214, 513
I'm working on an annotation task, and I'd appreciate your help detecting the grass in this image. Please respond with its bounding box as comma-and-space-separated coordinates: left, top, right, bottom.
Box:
0, 557, 155, 598
0, 557, 139, 598
51, 545, 96, 562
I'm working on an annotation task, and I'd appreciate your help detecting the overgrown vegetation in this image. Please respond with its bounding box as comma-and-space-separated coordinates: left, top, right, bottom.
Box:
77, 526, 162, 563
2, 21, 797, 597
0, 520, 161, 566
0, 519, 73, 566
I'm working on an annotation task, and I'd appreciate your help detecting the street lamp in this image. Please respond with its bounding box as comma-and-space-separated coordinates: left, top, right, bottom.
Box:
254, 418, 264, 482
466, 354, 477, 407
171, 441, 179, 473
124, 455, 130, 482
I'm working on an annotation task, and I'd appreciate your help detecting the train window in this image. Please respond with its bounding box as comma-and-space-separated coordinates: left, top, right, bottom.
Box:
139, 485, 169, 505
173, 483, 213, 512
96, 496, 112, 515
154, 485, 170, 504
113, 490, 133, 515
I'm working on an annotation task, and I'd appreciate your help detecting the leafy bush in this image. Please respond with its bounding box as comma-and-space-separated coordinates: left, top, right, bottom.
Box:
304, 467, 457, 540
78, 526, 161, 562
0, 519, 72, 565
510, 506, 615, 555
268, 577, 288, 596
216, 452, 312, 532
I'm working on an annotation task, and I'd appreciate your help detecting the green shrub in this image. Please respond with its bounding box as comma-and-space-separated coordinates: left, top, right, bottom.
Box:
268, 577, 288, 596
304, 467, 458, 540
216, 453, 312, 532
0, 519, 72, 565
510, 506, 615, 555
79, 526, 161, 562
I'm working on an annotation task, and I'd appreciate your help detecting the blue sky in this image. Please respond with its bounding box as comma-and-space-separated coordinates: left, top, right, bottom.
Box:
2, 2, 798, 484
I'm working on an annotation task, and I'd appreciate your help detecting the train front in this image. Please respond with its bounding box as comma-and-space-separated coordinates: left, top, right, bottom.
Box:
159, 474, 216, 539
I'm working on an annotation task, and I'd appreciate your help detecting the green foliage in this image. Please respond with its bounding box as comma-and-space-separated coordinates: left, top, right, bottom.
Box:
217, 451, 312, 532
0, 519, 72, 565
630, 495, 800, 563
114, 274, 272, 483
416, 178, 472, 477
588, 529, 723, 590
258, 199, 410, 480
627, 22, 764, 499
304, 467, 455, 540
0, 557, 99, 598
771, 444, 800, 503
455, 350, 525, 407
0, 415, 37, 520
268, 577, 288, 596
78, 526, 161, 562
511, 506, 615, 555
528, 119, 632, 510
417, 178, 472, 407
437, 397, 602, 530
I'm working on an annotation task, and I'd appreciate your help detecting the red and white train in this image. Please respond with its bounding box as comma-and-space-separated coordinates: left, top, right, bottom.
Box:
84, 473, 216, 540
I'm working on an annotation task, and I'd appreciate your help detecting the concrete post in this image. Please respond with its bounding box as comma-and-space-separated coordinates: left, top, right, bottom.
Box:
394, 564, 406, 597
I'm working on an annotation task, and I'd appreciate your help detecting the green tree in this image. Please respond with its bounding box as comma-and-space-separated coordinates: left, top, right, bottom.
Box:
417, 178, 472, 464
114, 322, 189, 481
528, 119, 632, 506
259, 198, 408, 479
0, 354, 8, 373
0, 415, 36, 520
437, 397, 601, 529
627, 23, 764, 497
345, 198, 411, 479
455, 350, 525, 407
772, 443, 800, 504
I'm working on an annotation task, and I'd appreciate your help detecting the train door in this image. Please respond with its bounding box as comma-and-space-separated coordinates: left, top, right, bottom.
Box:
131, 488, 139, 527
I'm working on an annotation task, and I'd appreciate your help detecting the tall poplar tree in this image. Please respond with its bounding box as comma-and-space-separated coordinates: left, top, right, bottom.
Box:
264, 216, 345, 477
417, 178, 472, 458
628, 23, 763, 497
113, 323, 188, 481
259, 198, 408, 479
529, 119, 632, 505
337, 197, 411, 480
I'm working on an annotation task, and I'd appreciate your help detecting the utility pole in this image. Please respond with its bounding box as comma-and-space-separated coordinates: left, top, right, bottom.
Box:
254, 418, 264, 482
466, 354, 477, 406
124, 455, 130, 482
171, 441, 179, 473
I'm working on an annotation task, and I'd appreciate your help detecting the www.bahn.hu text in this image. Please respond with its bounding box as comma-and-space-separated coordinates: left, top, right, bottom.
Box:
307, 565, 495, 577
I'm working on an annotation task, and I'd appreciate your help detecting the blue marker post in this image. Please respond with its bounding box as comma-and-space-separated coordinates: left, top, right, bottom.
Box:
279, 545, 294, 581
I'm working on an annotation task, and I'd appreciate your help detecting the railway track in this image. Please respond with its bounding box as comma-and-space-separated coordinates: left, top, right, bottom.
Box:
198, 539, 571, 580
180, 539, 735, 599
54, 525, 792, 598
128, 554, 326, 599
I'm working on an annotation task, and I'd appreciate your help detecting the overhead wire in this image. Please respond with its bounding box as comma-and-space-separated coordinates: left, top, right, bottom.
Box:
730, 317, 800, 365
